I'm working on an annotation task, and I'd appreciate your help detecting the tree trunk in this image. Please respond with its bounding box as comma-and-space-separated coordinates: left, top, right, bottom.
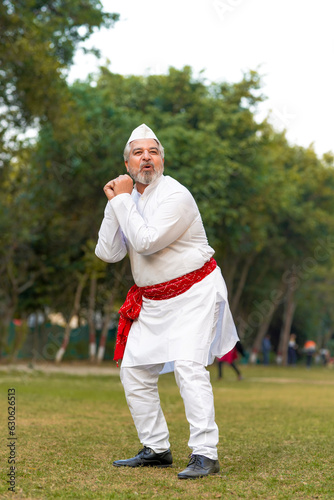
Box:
323, 326, 333, 347
230, 253, 256, 316
88, 273, 97, 362
0, 306, 15, 360
277, 280, 296, 366
0, 257, 36, 359
221, 254, 240, 296
55, 274, 87, 363
97, 260, 128, 363
250, 301, 279, 364
250, 282, 286, 363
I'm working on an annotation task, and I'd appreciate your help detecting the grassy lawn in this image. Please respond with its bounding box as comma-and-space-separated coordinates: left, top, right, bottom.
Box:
0, 363, 333, 499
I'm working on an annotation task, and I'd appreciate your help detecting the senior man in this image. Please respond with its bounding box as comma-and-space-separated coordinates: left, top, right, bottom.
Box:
95, 124, 238, 479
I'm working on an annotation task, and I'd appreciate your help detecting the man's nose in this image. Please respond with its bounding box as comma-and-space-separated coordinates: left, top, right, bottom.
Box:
142, 149, 151, 160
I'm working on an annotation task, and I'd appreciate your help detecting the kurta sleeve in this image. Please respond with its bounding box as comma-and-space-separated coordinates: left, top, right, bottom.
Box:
95, 201, 127, 263
110, 189, 198, 255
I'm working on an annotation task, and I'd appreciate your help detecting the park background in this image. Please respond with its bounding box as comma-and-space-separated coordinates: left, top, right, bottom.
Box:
1, 0, 333, 366
1, 2, 334, 499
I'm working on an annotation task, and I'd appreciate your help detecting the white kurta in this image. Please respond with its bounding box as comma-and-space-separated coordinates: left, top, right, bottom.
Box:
95, 175, 238, 372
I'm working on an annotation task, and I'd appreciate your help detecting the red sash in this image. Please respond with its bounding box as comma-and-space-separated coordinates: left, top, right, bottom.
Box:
114, 258, 217, 363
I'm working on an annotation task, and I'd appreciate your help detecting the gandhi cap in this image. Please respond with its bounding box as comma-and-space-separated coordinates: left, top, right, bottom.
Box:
126, 123, 159, 145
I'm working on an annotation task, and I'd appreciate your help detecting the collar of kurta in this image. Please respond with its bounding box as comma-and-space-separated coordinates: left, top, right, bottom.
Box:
133, 173, 164, 197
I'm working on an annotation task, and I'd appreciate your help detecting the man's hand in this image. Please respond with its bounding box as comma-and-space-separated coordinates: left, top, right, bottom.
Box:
103, 175, 133, 200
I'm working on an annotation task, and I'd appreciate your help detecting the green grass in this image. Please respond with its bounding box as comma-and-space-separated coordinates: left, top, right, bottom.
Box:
0, 364, 334, 499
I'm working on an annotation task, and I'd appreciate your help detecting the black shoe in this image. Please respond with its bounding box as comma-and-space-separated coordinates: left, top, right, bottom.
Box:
178, 454, 220, 479
113, 446, 173, 468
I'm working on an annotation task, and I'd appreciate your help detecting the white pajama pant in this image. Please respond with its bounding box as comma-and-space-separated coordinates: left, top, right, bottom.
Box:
120, 360, 219, 460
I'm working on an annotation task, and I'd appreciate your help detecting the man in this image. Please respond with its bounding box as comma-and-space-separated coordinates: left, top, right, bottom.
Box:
262, 334, 271, 365
95, 124, 238, 479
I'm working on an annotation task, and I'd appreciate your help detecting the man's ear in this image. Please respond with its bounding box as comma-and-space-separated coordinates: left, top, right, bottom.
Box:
125, 161, 129, 172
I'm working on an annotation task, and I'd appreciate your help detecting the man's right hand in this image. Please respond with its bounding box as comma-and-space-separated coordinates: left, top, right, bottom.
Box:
103, 180, 116, 200
103, 175, 134, 200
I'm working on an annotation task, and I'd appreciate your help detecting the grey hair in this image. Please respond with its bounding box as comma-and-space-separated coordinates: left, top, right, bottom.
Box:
123, 139, 165, 161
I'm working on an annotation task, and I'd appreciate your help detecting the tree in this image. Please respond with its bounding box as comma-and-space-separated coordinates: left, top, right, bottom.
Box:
0, 0, 119, 355
0, 0, 118, 134
3, 63, 334, 363
0, 152, 42, 357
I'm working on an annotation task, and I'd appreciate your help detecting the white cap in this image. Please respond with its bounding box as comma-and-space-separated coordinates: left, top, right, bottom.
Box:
126, 123, 159, 144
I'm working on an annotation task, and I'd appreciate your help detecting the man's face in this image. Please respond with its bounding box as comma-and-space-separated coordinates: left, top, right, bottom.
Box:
125, 139, 164, 186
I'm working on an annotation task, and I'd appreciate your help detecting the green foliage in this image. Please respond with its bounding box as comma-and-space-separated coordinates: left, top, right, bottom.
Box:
0, 0, 118, 128
0, 1, 119, 353
1, 49, 334, 356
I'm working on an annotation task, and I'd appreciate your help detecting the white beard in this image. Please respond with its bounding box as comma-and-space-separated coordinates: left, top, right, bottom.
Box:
128, 164, 164, 185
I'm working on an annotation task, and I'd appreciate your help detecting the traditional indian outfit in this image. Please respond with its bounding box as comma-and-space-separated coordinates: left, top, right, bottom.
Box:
95, 173, 238, 459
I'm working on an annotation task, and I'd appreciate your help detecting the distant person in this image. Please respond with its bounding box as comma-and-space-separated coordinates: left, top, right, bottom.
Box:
262, 334, 271, 365
304, 340, 316, 368
217, 341, 246, 381
287, 333, 298, 366
319, 347, 330, 366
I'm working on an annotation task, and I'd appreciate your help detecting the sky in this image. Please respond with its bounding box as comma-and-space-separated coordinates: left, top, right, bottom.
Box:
69, 0, 334, 157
